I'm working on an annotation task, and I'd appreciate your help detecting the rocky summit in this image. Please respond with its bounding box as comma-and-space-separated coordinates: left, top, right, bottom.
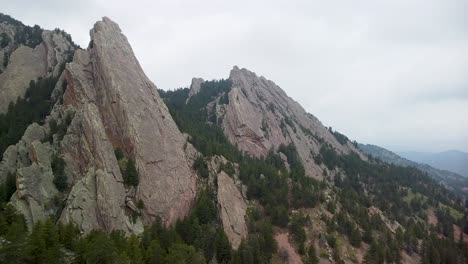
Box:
0, 13, 467, 264
1, 17, 197, 233
211, 66, 366, 178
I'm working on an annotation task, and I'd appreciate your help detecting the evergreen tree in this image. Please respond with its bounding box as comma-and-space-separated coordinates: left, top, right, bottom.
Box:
127, 234, 144, 263
215, 230, 232, 263
306, 244, 319, 264
144, 239, 164, 264
124, 158, 139, 186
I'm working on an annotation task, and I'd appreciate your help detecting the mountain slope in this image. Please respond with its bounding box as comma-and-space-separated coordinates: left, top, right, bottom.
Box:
0, 14, 466, 264
399, 150, 468, 178
162, 68, 468, 263
0, 13, 76, 113
359, 144, 468, 197
203, 66, 366, 179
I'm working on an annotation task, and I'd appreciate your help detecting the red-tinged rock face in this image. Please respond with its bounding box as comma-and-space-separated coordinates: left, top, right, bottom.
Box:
2, 17, 197, 234
214, 66, 366, 179
58, 17, 197, 231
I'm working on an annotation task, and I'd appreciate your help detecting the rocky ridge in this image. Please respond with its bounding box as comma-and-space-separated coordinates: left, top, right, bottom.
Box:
0, 17, 197, 233
0, 14, 76, 113
205, 66, 366, 179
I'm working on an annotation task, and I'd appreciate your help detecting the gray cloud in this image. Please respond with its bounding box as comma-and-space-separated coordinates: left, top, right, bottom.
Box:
3, 0, 468, 152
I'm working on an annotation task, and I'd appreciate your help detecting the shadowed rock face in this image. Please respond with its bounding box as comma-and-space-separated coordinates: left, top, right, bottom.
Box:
215, 66, 366, 178
0, 17, 197, 233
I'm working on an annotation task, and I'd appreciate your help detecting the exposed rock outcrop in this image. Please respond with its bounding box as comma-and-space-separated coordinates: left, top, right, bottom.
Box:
1, 17, 197, 233
215, 66, 366, 179
188, 77, 204, 99
59, 17, 197, 231
0, 24, 75, 113
217, 171, 247, 249
7, 124, 58, 228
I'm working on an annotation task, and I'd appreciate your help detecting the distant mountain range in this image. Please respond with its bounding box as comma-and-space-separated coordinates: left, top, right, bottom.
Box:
398, 150, 468, 178
359, 144, 468, 197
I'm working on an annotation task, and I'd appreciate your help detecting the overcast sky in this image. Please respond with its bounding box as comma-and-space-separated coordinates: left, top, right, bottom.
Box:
3, 0, 468, 152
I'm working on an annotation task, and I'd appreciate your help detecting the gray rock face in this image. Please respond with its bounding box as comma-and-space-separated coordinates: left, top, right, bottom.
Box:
0, 17, 197, 233
217, 171, 247, 249
0, 122, 58, 229
0, 44, 47, 113
58, 17, 196, 230
0, 26, 75, 113
188, 77, 204, 99
216, 66, 366, 178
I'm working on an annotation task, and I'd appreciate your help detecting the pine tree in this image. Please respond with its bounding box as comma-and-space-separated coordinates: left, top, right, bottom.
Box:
127, 234, 144, 264
145, 240, 164, 264
215, 230, 232, 263
306, 244, 319, 264
125, 158, 139, 186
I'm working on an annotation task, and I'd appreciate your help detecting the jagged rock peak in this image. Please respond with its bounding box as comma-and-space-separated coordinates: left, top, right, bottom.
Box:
61, 16, 197, 230
188, 77, 204, 98
216, 66, 366, 179
1, 17, 197, 233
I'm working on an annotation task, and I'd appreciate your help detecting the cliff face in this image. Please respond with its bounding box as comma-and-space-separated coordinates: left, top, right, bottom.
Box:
0, 16, 75, 113
212, 66, 366, 178
1, 17, 197, 233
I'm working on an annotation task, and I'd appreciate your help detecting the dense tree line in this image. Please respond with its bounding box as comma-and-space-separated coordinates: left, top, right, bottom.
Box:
0, 187, 235, 264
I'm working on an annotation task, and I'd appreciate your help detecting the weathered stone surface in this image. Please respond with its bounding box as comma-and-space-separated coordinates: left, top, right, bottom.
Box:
0, 26, 75, 113
217, 171, 247, 249
0, 145, 17, 182
10, 140, 58, 229
0, 44, 47, 113
0, 122, 48, 186
42, 30, 74, 76
187, 77, 204, 100
216, 66, 366, 179
58, 17, 197, 231
1, 17, 197, 234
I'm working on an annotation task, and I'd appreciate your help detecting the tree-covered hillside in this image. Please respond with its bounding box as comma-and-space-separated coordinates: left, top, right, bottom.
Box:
160, 81, 468, 263
358, 143, 468, 199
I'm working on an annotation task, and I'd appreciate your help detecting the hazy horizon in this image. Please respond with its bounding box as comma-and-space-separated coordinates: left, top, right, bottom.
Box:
3, 0, 467, 152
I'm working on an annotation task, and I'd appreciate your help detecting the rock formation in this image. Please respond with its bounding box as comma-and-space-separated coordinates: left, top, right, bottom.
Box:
217, 171, 247, 249
187, 77, 204, 99
211, 66, 366, 178
0, 16, 76, 113
0, 17, 197, 233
